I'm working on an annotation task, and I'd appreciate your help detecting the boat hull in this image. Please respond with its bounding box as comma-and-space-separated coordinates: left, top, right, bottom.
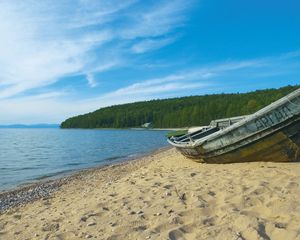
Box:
175, 118, 300, 163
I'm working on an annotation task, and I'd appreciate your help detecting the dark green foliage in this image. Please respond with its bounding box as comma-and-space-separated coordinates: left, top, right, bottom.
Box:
60, 85, 299, 129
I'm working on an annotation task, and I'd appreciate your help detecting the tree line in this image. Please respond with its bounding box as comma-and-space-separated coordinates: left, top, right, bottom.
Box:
60, 85, 299, 129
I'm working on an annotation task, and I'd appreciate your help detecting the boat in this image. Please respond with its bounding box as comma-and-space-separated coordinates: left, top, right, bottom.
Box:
167, 88, 300, 163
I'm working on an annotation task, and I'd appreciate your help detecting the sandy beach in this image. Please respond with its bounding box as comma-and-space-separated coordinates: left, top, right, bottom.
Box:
0, 147, 300, 240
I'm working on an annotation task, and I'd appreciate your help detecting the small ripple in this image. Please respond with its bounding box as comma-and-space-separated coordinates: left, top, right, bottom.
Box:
9, 166, 41, 171
65, 162, 83, 166
34, 169, 72, 180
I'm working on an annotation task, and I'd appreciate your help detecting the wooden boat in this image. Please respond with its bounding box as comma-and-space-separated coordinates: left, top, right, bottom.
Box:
167, 88, 300, 163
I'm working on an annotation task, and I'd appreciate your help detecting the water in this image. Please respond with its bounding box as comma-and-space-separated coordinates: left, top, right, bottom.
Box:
0, 129, 169, 191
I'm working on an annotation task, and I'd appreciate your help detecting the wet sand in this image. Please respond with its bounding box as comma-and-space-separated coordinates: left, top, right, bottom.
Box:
0, 148, 300, 240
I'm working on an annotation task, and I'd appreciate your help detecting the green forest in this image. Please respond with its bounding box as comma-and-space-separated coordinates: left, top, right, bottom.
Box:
60, 85, 299, 129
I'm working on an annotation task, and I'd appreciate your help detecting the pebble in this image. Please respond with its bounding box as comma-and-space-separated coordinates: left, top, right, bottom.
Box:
168, 209, 174, 214
275, 222, 286, 229
129, 211, 136, 215
165, 191, 172, 196
102, 207, 109, 211
13, 214, 22, 219
0, 180, 63, 212
110, 222, 117, 227
42, 223, 60, 232
169, 216, 182, 224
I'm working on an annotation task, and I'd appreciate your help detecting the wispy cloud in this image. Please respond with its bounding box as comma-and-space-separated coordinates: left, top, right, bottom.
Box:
131, 37, 176, 54
119, 0, 190, 39
0, 0, 192, 99
1, 50, 300, 124
1, 1, 300, 124
89, 51, 300, 101
86, 73, 97, 88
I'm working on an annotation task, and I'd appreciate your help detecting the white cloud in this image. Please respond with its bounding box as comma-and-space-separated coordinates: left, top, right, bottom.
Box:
92, 53, 300, 101
119, 0, 190, 39
1, 1, 299, 124
1, 51, 300, 124
0, 0, 191, 99
131, 37, 176, 54
86, 73, 97, 88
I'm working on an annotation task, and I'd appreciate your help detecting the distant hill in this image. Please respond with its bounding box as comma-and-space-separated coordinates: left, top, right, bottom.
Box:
0, 124, 59, 129
61, 85, 299, 129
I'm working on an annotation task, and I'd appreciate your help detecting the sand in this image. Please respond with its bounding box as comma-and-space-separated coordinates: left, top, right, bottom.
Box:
0, 148, 300, 240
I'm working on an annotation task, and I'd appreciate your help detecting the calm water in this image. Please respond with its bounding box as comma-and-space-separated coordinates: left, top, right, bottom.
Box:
0, 129, 168, 191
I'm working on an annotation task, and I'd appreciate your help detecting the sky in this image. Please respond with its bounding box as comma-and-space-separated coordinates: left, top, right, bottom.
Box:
0, 0, 300, 124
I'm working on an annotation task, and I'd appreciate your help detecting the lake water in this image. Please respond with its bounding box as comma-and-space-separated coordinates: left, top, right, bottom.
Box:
0, 129, 169, 191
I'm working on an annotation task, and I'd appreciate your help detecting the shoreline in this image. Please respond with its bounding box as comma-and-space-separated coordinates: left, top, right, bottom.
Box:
1, 147, 300, 239
0, 146, 171, 213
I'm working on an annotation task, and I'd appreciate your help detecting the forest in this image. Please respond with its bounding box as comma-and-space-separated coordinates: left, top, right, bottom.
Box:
60, 85, 299, 129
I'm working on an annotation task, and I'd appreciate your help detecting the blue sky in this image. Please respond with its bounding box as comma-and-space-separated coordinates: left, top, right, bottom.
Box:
0, 0, 300, 124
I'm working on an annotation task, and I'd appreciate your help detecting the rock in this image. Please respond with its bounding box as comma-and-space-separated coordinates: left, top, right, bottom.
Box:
275, 222, 287, 229
129, 211, 136, 215
137, 211, 144, 215
85, 234, 93, 239
155, 213, 162, 216
110, 222, 117, 227
13, 214, 22, 219
190, 173, 197, 177
169, 216, 183, 224
134, 225, 147, 231
42, 223, 60, 232
165, 191, 172, 196
102, 207, 109, 211
208, 191, 216, 197
180, 193, 186, 201
0, 221, 7, 230
80, 216, 87, 222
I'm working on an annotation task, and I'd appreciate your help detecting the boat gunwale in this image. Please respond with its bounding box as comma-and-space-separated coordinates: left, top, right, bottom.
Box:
200, 115, 300, 158
168, 115, 300, 151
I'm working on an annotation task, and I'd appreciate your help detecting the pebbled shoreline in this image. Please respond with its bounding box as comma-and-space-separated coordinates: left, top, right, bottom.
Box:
0, 147, 170, 213
0, 179, 64, 213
